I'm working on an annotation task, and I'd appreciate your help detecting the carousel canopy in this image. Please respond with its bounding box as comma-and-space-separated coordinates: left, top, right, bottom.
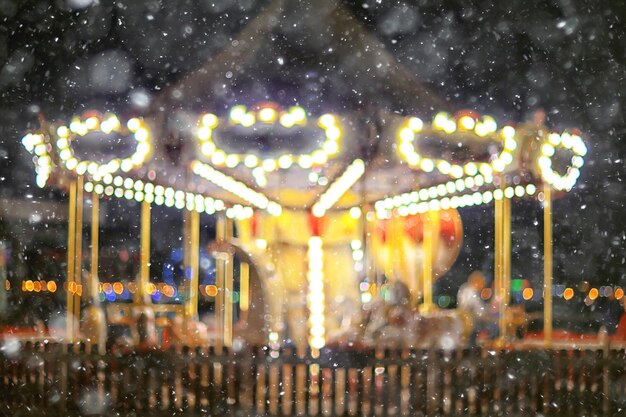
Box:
20, 0, 586, 221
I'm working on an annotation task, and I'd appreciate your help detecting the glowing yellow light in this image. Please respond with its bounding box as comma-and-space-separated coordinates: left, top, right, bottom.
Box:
258, 107, 277, 122
349, 207, 362, 219
563, 287, 574, 300
278, 155, 293, 169
588, 288, 599, 300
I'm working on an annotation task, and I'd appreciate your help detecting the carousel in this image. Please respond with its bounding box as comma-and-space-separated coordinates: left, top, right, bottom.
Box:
17, 0, 586, 354
19, 100, 586, 352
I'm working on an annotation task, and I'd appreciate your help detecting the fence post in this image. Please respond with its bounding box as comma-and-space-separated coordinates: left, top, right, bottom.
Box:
601, 329, 610, 414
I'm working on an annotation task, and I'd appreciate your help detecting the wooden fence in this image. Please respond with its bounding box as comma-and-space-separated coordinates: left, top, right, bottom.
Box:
1, 341, 626, 416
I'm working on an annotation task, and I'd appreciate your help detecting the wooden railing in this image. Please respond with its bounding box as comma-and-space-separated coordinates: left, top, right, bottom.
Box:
1, 342, 626, 416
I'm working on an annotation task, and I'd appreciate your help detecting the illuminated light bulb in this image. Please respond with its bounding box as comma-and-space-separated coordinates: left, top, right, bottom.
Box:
198, 126, 212, 141
262, 159, 277, 171
541, 143, 555, 157
538, 156, 551, 169
299, 155, 313, 169
455, 179, 465, 192
120, 159, 133, 172
475, 123, 489, 137
494, 189, 504, 200
561, 133, 573, 149
225, 154, 239, 168
253, 167, 268, 187
84, 182, 94, 193
399, 142, 414, 157
526, 184, 537, 195
400, 128, 414, 143
548, 133, 561, 146
501, 151, 513, 165
240, 113, 255, 127
323, 140, 339, 155
202, 113, 218, 128
465, 177, 475, 188
123, 178, 134, 189
126, 118, 141, 132
515, 185, 525, 197
279, 113, 294, 128
446, 182, 456, 194
201, 142, 216, 156
135, 128, 148, 142
483, 190, 493, 204
66, 158, 78, 170
572, 155, 583, 168
59, 148, 72, 161
502, 126, 515, 139
437, 160, 451, 175
433, 112, 449, 130
319, 114, 336, 128
482, 116, 497, 133
408, 117, 423, 131
244, 154, 258, 168
407, 153, 420, 166
464, 163, 478, 176
398, 205, 409, 216
443, 120, 457, 134
312, 151, 327, 165
212, 151, 226, 166
450, 165, 464, 178
325, 126, 341, 141
230, 105, 246, 123
76, 162, 88, 175
57, 138, 69, 150
504, 187, 515, 199
505, 137, 517, 151
459, 116, 475, 130
420, 159, 434, 172
56, 126, 69, 138
479, 164, 493, 177
492, 159, 505, 172
290, 106, 306, 123
278, 155, 293, 169
258, 107, 277, 123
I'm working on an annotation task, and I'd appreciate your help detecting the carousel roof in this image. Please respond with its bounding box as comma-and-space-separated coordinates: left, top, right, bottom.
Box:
20, 0, 587, 220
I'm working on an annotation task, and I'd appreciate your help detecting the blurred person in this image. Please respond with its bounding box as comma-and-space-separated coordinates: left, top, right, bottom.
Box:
457, 271, 498, 346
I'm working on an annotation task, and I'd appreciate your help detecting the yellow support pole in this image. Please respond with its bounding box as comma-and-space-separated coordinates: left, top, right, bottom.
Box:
66, 180, 77, 343
136, 201, 151, 304
215, 214, 226, 353
185, 209, 200, 319
240, 262, 250, 315
90, 192, 99, 302
422, 210, 437, 311
494, 191, 503, 316
73, 176, 84, 328
224, 218, 234, 348
543, 184, 553, 346
499, 191, 511, 341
